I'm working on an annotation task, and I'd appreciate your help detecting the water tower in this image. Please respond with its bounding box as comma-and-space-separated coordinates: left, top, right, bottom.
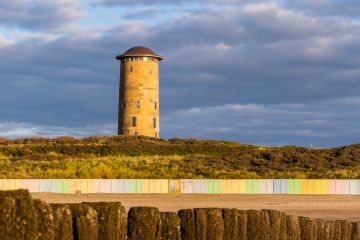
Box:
116, 46, 163, 138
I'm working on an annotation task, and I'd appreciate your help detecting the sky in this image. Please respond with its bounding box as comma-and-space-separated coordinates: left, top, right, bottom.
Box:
0, 0, 359, 147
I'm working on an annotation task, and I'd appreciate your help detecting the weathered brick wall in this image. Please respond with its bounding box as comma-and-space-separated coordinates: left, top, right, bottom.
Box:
1, 190, 360, 240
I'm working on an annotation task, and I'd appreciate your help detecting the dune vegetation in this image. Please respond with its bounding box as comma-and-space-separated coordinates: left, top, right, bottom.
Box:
0, 136, 359, 179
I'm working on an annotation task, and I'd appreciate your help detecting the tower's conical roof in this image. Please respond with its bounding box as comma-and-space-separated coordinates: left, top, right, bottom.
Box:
116, 46, 163, 60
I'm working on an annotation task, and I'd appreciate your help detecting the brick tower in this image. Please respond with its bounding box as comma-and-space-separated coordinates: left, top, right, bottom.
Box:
116, 46, 163, 138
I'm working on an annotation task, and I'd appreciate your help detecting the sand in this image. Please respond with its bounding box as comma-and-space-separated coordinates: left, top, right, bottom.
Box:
31, 193, 360, 221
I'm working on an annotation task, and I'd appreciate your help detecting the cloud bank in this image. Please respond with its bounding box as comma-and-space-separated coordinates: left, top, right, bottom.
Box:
0, 0, 359, 147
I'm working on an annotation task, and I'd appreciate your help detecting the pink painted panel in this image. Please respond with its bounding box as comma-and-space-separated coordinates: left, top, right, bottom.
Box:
20, 179, 29, 190
329, 180, 336, 194
92, 179, 101, 193
335, 180, 344, 194
100, 179, 111, 193
260, 180, 267, 194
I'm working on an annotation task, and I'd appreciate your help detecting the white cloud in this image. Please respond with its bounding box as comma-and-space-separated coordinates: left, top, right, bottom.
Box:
0, 122, 116, 138
0, 34, 12, 47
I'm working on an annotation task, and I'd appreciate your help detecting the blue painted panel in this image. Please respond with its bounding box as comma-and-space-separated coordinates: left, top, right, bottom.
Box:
124, 180, 131, 193
118, 180, 125, 193
50, 180, 57, 193
194, 180, 201, 193
200, 180, 207, 193
280, 179, 288, 194
274, 180, 281, 194
344, 180, 350, 194
39, 180, 52, 192
169, 181, 176, 193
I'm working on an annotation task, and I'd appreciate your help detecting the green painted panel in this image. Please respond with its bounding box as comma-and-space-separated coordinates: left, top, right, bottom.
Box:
287, 179, 295, 194
294, 180, 302, 194
55, 180, 64, 193
131, 180, 137, 193
136, 179, 143, 193
63, 180, 69, 193
213, 180, 220, 193
207, 180, 214, 194
246, 180, 253, 193
252, 180, 260, 193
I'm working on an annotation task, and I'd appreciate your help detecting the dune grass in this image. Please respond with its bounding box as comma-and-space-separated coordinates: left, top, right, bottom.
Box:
0, 136, 359, 179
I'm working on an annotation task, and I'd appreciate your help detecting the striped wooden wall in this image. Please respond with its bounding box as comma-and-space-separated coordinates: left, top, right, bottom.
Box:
1, 179, 359, 194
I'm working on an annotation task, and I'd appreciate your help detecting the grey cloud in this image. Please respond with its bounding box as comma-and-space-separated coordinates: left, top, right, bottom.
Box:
96, 0, 360, 17
288, 0, 360, 16
92, 0, 255, 5
122, 8, 160, 20
0, 2, 359, 146
162, 99, 360, 147
0, 0, 86, 30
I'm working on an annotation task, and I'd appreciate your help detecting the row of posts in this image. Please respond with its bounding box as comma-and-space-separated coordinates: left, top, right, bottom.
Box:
1, 189, 360, 240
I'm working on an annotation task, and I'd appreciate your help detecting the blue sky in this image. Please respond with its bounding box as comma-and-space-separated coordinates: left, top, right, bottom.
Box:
0, 0, 359, 147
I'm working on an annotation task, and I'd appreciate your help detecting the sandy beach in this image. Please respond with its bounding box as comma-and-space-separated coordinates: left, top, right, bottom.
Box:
32, 193, 360, 221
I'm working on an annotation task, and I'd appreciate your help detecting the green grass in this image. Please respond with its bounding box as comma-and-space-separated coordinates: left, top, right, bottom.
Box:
0, 136, 359, 179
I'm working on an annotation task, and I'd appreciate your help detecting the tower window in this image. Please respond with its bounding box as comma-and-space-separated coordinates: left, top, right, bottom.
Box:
154, 102, 157, 109
132, 116, 137, 127
153, 118, 156, 128
136, 100, 140, 108
130, 66, 133, 72
123, 100, 126, 108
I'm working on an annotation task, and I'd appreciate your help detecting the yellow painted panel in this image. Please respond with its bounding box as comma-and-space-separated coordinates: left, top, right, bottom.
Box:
143, 179, 150, 193
4, 180, 16, 190
10, 180, 14, 190
314, 180, 322, 194
0, 179, 4, 190
76, 179, 88, 193
68, 179, 76, 193
221, 180, 232, 194
231, 180, 241, 194
14, 179, 21, 190
87, 180, 93, 193
152, 180, 159, 193
148, 180, 155, 193
146, 180, 152, 193
3, 180, 9, 190
11, 180, 17, 190
321, 180, 329, 194
153, 180, 161, 193
220, 180, 227, 194
308, 180, 314, 194
0, 179, 5, 191
162, 180, 168, 193
227, 180, 234, 193
301, 180, 308, 194
226, 180, 232, 193
239, 180, 247, 194
149, 180, 156, 193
